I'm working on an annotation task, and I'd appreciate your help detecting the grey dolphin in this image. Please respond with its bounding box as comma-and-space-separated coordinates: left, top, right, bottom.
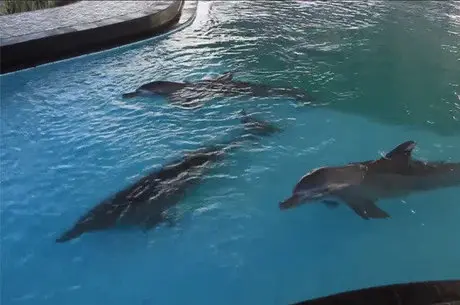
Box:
292, 280, 460, 305
279, 141, 460, 219
122, 72, 315, 108
56, 112, 280, 243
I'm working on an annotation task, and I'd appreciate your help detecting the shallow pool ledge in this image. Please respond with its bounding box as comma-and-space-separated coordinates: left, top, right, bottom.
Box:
0, 0, 184, 74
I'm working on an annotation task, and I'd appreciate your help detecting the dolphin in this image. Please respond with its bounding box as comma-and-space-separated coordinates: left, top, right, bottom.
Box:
292, 280, 460, 305
121, 72, 315, 108
279, 141, 460, 219
56, 111, 280, 243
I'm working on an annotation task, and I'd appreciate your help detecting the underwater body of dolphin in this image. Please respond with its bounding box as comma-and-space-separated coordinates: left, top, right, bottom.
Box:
121, 72, 315, 108
279, 141, 460, 219
56, 112, 281, 243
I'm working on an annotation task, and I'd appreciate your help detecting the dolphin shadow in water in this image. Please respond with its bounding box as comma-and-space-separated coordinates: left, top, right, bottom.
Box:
121, 72, 315, 109
280, 141, 460, 219
56, 111, 281, 243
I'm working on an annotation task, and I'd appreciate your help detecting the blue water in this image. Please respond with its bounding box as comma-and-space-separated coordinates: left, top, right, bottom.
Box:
1, 1, 460, 304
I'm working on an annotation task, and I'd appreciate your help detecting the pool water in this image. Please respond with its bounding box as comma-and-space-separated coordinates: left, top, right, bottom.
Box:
1, 1, 460, 304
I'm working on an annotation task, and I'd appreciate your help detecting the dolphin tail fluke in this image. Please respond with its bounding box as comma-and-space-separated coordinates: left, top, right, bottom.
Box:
122, 91, 139, 99
56, 227, 84, 243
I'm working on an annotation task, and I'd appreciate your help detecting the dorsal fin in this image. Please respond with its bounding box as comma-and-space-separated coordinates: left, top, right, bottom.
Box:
385, 141, 416, 159
214, 72, 234, 82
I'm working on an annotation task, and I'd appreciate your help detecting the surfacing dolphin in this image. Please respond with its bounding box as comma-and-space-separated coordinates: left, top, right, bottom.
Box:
56, 111, 280, 243
279, 141, 460, 219
121, 72, 315, 108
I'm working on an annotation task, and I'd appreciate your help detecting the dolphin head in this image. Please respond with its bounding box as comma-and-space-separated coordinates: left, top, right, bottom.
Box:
56, 204, 119, 243
280, 168, 336, 209
56, 225, 86, 243
123, 81, 187, 99
279, 165, 366, 210
56, 216, 114, 243
139, 81, 186, 95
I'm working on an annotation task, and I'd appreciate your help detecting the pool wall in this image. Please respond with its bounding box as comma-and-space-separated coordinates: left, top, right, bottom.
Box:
0, 0, 184, 74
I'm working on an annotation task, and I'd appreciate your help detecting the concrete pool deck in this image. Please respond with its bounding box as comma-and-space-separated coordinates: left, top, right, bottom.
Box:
0, 0, 188, 74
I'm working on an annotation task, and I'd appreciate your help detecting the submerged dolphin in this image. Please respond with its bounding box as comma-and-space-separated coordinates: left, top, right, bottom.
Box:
121, 72, 315, 108
279, 141, 460, 219
293, 280, 460, 305
56, 112, 280, 243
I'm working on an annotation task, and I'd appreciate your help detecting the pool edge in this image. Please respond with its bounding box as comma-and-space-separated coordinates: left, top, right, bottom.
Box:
0, 0, 185, 75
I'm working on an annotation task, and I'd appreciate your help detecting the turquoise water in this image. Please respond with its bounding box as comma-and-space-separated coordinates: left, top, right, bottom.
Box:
1, 1, 460, 304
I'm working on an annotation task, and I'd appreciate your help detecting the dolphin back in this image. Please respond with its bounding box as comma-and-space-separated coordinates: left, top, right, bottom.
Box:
139, 81, 186, 93
122, 81, 186, 99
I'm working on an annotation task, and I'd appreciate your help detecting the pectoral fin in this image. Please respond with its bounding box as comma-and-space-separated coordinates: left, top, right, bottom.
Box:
339, 193, 390, 220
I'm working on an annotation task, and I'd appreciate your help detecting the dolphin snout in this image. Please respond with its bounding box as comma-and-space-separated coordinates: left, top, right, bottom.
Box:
280, 186, 331, 210
279, 194, 302, 210
56, 227, 84, 243
122, 92, 139, 99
